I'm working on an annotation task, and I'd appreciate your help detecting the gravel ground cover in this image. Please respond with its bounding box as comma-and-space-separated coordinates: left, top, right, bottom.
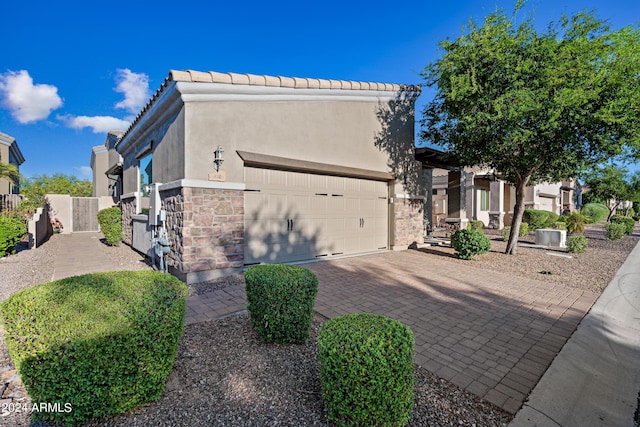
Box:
0, 225, 637, 426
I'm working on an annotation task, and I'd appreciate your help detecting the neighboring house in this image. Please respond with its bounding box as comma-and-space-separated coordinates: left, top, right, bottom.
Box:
113, 69, 423, 283
429, 166, 575, 229
90, 130, 124, 199
0, 132, 25, 194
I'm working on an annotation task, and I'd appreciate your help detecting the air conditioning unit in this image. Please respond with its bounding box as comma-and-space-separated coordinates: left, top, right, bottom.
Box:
535, 229, 567, 248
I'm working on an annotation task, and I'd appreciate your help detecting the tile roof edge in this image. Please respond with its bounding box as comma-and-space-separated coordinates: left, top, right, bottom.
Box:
168, 69, 420, 92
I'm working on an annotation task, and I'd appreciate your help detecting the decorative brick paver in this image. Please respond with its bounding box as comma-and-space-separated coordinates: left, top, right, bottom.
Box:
301, 250, 599, 414
184, 249, 599, 415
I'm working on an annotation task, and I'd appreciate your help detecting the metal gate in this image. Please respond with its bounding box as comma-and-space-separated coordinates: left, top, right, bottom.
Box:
72, 197, 100, 232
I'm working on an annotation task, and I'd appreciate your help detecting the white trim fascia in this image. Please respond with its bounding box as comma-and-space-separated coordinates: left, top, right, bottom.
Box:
159, 179, 246, 192
117, 83, 182, 157
176, 81, 412, 103
92, 145, 108, 154
121, 192, 138, 200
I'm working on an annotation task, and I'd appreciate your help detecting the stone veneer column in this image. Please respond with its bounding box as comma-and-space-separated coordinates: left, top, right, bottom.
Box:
120, 195, 137, 245
392, 197, 425, 249
488, 179, 505, 229
161, 186, 244, 283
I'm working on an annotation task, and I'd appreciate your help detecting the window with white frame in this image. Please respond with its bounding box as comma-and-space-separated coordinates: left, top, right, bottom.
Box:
480, 189, 490, 211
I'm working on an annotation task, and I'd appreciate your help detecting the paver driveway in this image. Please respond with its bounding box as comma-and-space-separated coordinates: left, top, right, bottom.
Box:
302, 250, 598, 414
187, 249, 598, 414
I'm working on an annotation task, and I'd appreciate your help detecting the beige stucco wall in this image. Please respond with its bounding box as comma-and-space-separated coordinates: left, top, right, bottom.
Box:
91, 147, 110, 197
121, 107, 186, 194
183, 100, 393, 183
0, 144, 10, 194
46, 194, 72, 235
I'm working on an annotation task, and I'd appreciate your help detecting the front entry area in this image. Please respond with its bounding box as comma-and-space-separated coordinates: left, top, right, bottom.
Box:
243, 167, 389, 265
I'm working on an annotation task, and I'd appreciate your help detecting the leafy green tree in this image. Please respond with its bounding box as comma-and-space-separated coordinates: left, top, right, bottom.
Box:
19, 174, 93, 213
582, 165, 640, 220
421, 4, 640, 254
0, 163, 20, 187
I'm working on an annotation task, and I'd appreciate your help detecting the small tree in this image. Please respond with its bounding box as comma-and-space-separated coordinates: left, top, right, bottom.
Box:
421, 3, 640, 254
582, 165, 640, 221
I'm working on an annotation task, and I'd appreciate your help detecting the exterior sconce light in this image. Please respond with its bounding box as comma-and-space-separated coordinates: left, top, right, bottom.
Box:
214, 145, 224, 171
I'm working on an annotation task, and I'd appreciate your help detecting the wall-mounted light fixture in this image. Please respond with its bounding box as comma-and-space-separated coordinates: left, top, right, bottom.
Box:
214, 145, 224, 172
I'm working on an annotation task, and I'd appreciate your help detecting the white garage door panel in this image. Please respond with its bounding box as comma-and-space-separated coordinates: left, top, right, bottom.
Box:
244, 167, 389, 265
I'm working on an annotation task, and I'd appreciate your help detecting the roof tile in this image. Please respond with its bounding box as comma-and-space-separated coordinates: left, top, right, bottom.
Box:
279, 76, 295, 88
247, 74, 266, 86
228, 73, 250, 85
188, 70, 213, 82
209, 71, 232, 84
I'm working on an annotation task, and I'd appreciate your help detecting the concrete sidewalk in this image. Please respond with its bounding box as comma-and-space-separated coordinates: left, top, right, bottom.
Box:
51, 232, 127, 280
510, 240, 640, 427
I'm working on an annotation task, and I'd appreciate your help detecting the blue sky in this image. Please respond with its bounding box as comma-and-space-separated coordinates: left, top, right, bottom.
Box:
1, 0, 639, 180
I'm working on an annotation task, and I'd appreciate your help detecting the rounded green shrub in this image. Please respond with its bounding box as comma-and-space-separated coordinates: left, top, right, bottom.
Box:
610, 215, 635, 236
552, 221, 567, 231
467, 220, 484, 231
605, 222, 627, 241
523, 209, 557, 230
567, 235, 588, 254
97, 206, 122, 246
245, 264, 318, 344
451, 228, 490, 260
0, 271, 187, 425
581, 203, 609, 224
318, 313, 415, 427
500, 222, 529, 241
0, 213, 26, 257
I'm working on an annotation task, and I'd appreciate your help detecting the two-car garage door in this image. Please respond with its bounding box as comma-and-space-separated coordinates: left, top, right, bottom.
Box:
244, 167, 389, 265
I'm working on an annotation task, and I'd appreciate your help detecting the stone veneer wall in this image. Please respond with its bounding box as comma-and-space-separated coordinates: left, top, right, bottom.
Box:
393, 198, 424, 247
161, 186, 244, 282
121, 195, 137, 246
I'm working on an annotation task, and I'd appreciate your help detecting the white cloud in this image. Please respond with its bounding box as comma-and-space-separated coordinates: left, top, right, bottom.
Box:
0, 70, 63, 123
114, 69, 150, 114
58, 114, 130, 133
76, 166, 92, 177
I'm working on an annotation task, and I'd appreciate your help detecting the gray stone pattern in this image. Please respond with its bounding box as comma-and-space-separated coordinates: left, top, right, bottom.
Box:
121, 196, 137, 245
161, 187, 244, 275
394, 198, 425, 246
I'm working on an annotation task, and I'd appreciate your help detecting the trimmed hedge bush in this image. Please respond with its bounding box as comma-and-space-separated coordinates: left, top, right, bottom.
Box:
318, 313, 415, 427
567, 235, 588, 254
451, 228, 490, 260
606, 222, 627, 241
0, 214, 26, 257
245, 264, 318, 344
0, 271, 187, 425
581, 203, 609, 224
523, 209, 558, 230
610, 215, 635, 236
97, 207, 122, 246
467, 220, 484, 231
501, 223, 529, 241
